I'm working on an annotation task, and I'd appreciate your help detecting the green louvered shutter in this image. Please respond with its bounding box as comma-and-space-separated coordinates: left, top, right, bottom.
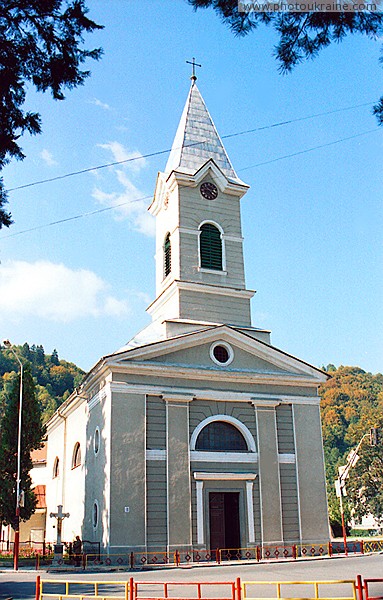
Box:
164, 233, 171, 277
200, 224, 222, 270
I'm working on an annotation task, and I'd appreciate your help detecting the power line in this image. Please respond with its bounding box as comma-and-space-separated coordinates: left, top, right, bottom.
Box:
238, 127, 380, 172
2, 125, 380, 240
7, 100, 374, 193
1, 195, 153, 239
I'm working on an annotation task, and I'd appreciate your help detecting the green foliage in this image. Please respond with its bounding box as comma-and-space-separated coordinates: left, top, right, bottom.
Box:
346, 430, 383, 525
0, 363, 45, 528
188, 2, 383, 125
0, 343, 85, 422
319, 365, 383, 531
0, 0, 103, 229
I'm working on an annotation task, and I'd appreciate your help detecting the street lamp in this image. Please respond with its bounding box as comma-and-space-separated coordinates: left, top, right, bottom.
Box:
3, 340, 23, 571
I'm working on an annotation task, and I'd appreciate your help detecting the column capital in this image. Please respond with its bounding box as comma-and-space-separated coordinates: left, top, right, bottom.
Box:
252, 400, 279, 409
163, 393, 194, 403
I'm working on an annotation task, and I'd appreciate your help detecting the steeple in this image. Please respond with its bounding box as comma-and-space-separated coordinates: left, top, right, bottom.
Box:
143, 80, 257, 342
165, 81, 240, 182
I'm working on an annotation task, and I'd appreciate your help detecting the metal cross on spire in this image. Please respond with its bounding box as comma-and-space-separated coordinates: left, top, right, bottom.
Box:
186, 57, 201, 82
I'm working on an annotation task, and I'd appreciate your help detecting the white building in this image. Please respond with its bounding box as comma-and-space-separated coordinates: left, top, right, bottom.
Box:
42, 78, 330, 555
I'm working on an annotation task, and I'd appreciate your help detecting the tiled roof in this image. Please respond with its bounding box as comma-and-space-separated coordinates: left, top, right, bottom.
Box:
165, 82, 238, 180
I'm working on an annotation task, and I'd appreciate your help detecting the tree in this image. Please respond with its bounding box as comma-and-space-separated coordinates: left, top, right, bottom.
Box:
188, 2, 383, 124
0, 363, 45, 528
346, 426, 383, 525
50, 349, 59, 366
0, 0, 103, 229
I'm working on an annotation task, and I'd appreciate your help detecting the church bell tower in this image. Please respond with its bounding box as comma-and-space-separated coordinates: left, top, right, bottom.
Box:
147, 77, 255, 336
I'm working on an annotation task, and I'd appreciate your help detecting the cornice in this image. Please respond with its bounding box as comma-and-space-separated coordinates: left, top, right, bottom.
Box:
107, 361, 321, 387
108, 381, 319, 403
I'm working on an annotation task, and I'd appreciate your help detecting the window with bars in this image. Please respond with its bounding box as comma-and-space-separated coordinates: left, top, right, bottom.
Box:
164, 232, 171, 278
199, 223, 223, 270
195, 421, 247, 452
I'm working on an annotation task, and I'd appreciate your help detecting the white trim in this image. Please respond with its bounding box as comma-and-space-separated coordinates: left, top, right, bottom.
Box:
209, 341, 234, 366
162, 393, 193, 403
178, 227, 199, 236
278, 453, 296, 464
198, 268, 227, 276
194, 472, 257, 481
176, 280, 254, 299
223, 234, 244, 243
190, 451, 258, 463
246, 481, 255, 544
109, 383, 320, 403
88, 391, 101, 410
196, 481, 204, 544
146, 449, 166, 460
190, 414, 256, 452
252, 395, 320, 406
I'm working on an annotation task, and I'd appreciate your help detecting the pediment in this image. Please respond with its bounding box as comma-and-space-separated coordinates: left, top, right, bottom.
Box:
108, 326, 327, 384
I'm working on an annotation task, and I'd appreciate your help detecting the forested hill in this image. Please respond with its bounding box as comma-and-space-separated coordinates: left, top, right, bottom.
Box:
319, 364, 383, 525
0, 343, 85, 423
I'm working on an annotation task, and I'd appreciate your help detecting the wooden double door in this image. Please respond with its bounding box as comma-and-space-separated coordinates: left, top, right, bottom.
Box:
209, 491, 240, 551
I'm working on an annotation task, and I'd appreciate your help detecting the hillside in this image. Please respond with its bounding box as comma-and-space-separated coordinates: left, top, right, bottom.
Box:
0, 343, 85, 423
319, 364, 383, 527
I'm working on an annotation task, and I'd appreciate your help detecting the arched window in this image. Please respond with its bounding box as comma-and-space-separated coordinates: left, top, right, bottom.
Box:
164, 233, 171, 278
53, 457, 59, 478
94, 427, 100, 456
72, 442, 81, 469
195, 421, 248, 452
93, 500, 99, 529
199, 223, 222, 270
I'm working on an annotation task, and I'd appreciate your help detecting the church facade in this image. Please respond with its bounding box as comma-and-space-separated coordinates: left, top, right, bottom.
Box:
44, 79, 330, 555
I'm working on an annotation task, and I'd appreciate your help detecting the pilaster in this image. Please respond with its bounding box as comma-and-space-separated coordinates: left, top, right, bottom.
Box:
293, 404, 330, 543
165, 394, 193, 551
254, 403, 283, 544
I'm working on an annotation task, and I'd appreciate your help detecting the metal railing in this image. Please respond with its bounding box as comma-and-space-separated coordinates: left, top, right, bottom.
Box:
242, 579, 358, 600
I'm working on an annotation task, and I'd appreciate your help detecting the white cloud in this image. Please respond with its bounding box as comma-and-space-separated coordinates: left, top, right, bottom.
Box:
97, 142, 146, 174
92, 142, 154, 237
40, 149, 58, 166
89, 97, 111, 111
0, 260, 130, 323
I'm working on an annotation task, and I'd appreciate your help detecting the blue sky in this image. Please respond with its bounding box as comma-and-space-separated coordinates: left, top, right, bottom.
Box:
0, 1, 382, 374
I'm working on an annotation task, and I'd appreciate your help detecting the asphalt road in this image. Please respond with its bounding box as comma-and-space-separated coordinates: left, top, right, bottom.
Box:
0, 554, 382, 599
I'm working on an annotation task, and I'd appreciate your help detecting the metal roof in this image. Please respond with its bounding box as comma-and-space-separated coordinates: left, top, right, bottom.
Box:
165, 81, 239, 180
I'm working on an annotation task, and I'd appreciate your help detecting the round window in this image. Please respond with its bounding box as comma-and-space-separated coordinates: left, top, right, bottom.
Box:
210, 342, 234, 366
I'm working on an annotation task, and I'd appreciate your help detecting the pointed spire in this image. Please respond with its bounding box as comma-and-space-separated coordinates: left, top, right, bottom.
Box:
165, 82, 239, 181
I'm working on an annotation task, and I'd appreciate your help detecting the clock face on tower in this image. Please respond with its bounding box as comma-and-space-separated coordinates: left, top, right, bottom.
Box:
200, 181, 218, 200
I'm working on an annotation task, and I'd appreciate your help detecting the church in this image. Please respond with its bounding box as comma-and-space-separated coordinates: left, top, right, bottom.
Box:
43, 75, 330, 557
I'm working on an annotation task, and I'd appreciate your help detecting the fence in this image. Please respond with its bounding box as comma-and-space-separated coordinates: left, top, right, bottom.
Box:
38, 576, 131, 600
37, 576, 383, 600
37, 576, 239, 600
357, 576, 383, 600
4, 538, 383, 570
71, 539, 382, 570
242, 579, 358, 600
